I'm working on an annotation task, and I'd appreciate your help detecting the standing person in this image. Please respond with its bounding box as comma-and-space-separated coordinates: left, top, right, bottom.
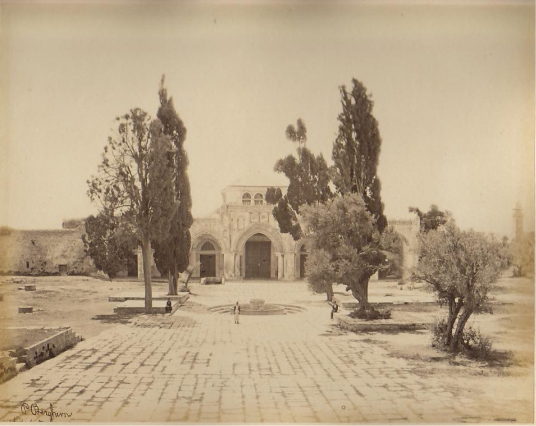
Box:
331, 300, 339, 320
165, 298, 172, 314
233, 302, 241, 324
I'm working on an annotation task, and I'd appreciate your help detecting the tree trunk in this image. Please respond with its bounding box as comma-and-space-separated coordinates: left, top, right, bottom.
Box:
362, 279, 369, 307
450, 307, 473, 352
168, 263, 178, 296
184, 268, 193, 290
141, 237, 153, 314
168, 271, 175, 296
326, 284, 334, 301
350, 276, 370, 309
445, 297, 463, 346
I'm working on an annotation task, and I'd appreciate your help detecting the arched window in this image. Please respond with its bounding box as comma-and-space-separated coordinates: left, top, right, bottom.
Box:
254, 193, 264, 205
200, 242, 216, 251
300, 244, 307, 253
242, 193, 252, 205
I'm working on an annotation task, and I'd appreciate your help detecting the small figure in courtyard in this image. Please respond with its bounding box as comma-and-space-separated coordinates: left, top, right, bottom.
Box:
233, 301, 241, 324
331, 300, 339, 320
165, 298, 172, 314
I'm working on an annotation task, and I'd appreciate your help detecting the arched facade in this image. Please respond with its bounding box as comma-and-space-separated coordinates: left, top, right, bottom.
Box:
138, 178, 420, 281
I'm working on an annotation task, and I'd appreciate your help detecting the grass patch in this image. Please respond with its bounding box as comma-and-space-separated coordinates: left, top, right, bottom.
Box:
0, 328, 64, 352
349, 306, 392, 320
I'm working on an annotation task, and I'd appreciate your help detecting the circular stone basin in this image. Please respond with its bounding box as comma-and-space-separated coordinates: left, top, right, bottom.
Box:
241, 303, 285, 315
209, 304, 306, 316
249, 299, 265, 310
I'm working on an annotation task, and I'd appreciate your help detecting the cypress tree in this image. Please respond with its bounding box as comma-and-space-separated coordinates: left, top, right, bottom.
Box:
331, 78, 387, 232
152, 76, 193, 295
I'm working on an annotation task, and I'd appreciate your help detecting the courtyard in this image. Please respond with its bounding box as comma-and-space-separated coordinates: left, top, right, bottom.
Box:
0, 275, 533, 423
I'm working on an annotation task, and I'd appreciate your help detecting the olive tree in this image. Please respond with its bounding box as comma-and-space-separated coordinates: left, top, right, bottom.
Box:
412, 221, 508, 351
301, 193, 387, 308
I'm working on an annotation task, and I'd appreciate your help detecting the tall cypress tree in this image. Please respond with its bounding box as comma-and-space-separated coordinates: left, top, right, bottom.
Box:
152, 76, 193, 295
266, 119, 332, 241
331, 78, 387, 232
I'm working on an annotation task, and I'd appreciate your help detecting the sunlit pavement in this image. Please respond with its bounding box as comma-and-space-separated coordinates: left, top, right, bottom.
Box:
0, 280, 484, 423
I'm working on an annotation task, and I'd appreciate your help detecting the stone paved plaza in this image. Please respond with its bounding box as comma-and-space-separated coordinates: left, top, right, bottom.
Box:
0, 281, 490, 423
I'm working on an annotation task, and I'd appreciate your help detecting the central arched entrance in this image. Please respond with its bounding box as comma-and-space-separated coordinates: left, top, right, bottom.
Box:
245, 233, 272, 279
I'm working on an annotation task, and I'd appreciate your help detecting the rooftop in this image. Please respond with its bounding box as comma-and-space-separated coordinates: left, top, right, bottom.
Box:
228, 170, 289, 188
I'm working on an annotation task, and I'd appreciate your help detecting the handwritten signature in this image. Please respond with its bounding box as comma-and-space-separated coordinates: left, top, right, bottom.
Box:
12, 403, 72, 422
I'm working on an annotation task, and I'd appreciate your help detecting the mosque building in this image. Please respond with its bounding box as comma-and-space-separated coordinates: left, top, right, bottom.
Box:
139, 171, 421, 281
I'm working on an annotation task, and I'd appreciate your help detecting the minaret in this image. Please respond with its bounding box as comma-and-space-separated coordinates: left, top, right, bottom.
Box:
513, 202, 524, 240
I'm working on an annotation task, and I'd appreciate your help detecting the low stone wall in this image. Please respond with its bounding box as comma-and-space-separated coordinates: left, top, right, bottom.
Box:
114, 298, 188, 315
335, 314, 430, 332
24, 328, 82, 368
201, 277, 225, 285
109, 292, 190, 303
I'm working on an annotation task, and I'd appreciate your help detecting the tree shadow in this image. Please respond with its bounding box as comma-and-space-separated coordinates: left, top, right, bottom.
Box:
462, 348, 515, 368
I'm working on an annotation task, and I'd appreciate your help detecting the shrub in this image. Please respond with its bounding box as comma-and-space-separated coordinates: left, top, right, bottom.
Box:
461, 326, 493, 359
349, 306, 391, 320
430, 317, 448, 348
430, 318, 493, 359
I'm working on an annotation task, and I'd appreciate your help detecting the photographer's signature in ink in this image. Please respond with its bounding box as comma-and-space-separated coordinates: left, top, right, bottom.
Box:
11, 402, 72, 422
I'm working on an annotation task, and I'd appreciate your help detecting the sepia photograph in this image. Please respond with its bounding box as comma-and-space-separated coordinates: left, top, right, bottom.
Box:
0, 0, 534, 423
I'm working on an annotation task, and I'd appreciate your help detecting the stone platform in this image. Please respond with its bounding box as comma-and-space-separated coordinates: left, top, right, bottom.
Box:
113, 299, 184, 315
109, 291, 189, 303
335, 313, 431, 332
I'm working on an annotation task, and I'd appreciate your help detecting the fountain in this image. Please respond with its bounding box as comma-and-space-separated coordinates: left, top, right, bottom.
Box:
208, 299, 306, 316
241, 299, 285, 315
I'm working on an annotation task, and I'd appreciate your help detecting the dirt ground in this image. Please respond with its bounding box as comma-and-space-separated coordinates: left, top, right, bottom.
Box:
357, 275, 535, 423
0, 275, 169, 346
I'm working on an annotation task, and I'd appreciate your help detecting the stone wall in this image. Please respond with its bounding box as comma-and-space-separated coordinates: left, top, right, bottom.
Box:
390, 217, 421, 281
24, 328, 81, 368
0, 222, 95, 275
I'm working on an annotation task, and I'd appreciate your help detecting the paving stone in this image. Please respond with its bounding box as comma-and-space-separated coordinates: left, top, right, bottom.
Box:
0, 281, 493, 423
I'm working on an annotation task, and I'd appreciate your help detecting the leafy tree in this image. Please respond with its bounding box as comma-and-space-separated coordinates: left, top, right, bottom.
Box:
266, 119, 332, 241
409, 205, 449, 233
151, 76, 193, 295
301, 193, 388, 308
510, 233, 535, 277
331, 78, 387, 232
412, 221, 508, 352
82, 213, 137, 279
88, 108, 177, 313
304, 247, 337, 301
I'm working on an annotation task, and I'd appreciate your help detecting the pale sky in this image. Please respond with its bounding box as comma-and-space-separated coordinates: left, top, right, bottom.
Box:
0, 1, 534, 238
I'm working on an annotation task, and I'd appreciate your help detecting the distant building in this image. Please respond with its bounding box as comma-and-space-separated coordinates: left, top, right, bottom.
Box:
513, 202, 525, 240
138, 171, 421, 281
